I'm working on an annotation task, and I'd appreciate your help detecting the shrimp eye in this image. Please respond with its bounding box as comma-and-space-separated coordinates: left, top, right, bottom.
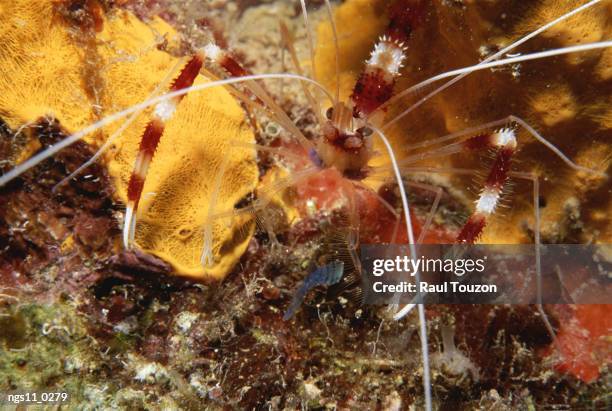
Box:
325, 107, 334, 120
357, 127, 373, 137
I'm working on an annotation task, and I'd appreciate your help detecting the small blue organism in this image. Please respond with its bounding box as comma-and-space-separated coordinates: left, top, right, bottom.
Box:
283, 261, 344, 320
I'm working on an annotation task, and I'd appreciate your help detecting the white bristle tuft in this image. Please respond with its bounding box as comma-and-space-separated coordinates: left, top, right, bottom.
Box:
367, 39, 406, 76
154, 100, 176, 122
493, 128, 517, 149
204, 43, 223, 62
475, 188, 501, 214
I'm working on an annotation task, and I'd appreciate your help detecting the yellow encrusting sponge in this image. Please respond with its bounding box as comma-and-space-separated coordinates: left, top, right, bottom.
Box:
0, 0, 258, 280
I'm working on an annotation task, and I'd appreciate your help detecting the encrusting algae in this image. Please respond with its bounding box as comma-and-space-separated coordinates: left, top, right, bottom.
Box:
0, 0, 258, 280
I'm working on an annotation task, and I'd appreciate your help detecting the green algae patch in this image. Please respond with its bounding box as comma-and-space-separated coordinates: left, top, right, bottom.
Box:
0, 303, 104, 402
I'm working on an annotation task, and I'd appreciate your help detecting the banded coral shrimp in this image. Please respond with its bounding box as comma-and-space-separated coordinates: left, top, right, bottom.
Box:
0, 0, 610, 408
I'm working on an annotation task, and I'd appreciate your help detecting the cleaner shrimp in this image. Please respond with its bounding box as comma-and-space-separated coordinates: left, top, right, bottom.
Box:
0, 0, 609, 408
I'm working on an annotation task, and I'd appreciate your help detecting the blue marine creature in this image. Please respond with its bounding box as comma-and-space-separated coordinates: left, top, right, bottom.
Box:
283, 261, 345, 320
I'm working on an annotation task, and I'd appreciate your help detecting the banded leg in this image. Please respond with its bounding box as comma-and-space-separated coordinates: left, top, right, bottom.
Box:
391, 126, 517, 244
350, 0, 426, 118
391, 115, 599, 243
52, 56, 186, 192
399, 115, 599, 176
124, 50, 206, 248
395, 166, 557, 340
202, 44, 314, 152
456, 129, 517, 243
373, 0, 604, 129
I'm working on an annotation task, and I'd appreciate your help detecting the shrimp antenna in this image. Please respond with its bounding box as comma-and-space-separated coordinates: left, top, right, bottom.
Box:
376, 0, 603, 129
278, 21, 325, 124
0, 73, 334, 188
299, 1, 318, 84
4, 40, 606, 188
370, 125, 432, 411
382, 41, 611, 122
324, 0, 340, 103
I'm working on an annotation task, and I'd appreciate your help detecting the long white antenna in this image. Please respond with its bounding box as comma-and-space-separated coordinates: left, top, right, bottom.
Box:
0, 73, 334, 188
378, 0, 603, 129
386, 41, 611, 106
324, 0, 340, 103
371, 125, 432, 411
4, 40, 607, 187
